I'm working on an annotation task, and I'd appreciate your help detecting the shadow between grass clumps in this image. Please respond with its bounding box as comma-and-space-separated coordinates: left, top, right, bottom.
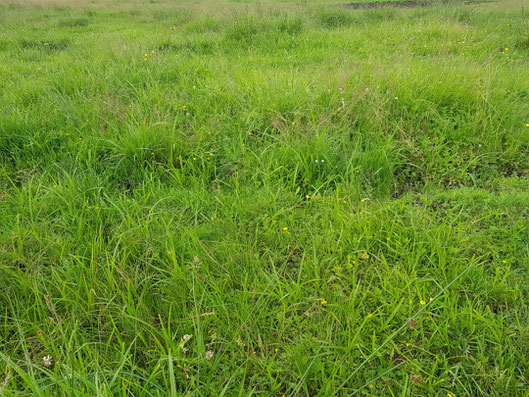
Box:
58, 17, 90, 27
224, 15, 304, 46
19, 38, 69, 52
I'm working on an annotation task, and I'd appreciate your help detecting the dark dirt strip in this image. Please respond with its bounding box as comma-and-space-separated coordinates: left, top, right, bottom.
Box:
344, 0, 491, 9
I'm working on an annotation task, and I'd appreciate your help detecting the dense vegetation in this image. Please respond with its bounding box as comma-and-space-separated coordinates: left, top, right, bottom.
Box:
1, 0, 529, 394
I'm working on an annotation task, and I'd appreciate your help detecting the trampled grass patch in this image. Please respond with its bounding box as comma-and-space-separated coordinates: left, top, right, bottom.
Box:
1, 0, 529, 395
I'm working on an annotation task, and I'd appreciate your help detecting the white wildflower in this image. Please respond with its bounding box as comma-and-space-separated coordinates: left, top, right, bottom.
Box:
42, 355, 52, 367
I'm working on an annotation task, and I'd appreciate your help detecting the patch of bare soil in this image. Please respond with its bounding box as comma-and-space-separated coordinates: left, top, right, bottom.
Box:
344, 0, 490, 9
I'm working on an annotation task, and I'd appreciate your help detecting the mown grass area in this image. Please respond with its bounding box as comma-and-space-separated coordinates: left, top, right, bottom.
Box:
1, 0, 529, 395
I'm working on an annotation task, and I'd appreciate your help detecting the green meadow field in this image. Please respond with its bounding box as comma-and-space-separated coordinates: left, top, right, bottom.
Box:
1, 0, 529, 395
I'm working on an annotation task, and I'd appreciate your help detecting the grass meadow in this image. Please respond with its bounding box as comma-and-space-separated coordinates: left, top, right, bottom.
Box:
1, 0, 529, 395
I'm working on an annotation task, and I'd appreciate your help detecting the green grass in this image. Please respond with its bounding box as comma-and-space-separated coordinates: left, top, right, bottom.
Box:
1, 0, 529, 395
